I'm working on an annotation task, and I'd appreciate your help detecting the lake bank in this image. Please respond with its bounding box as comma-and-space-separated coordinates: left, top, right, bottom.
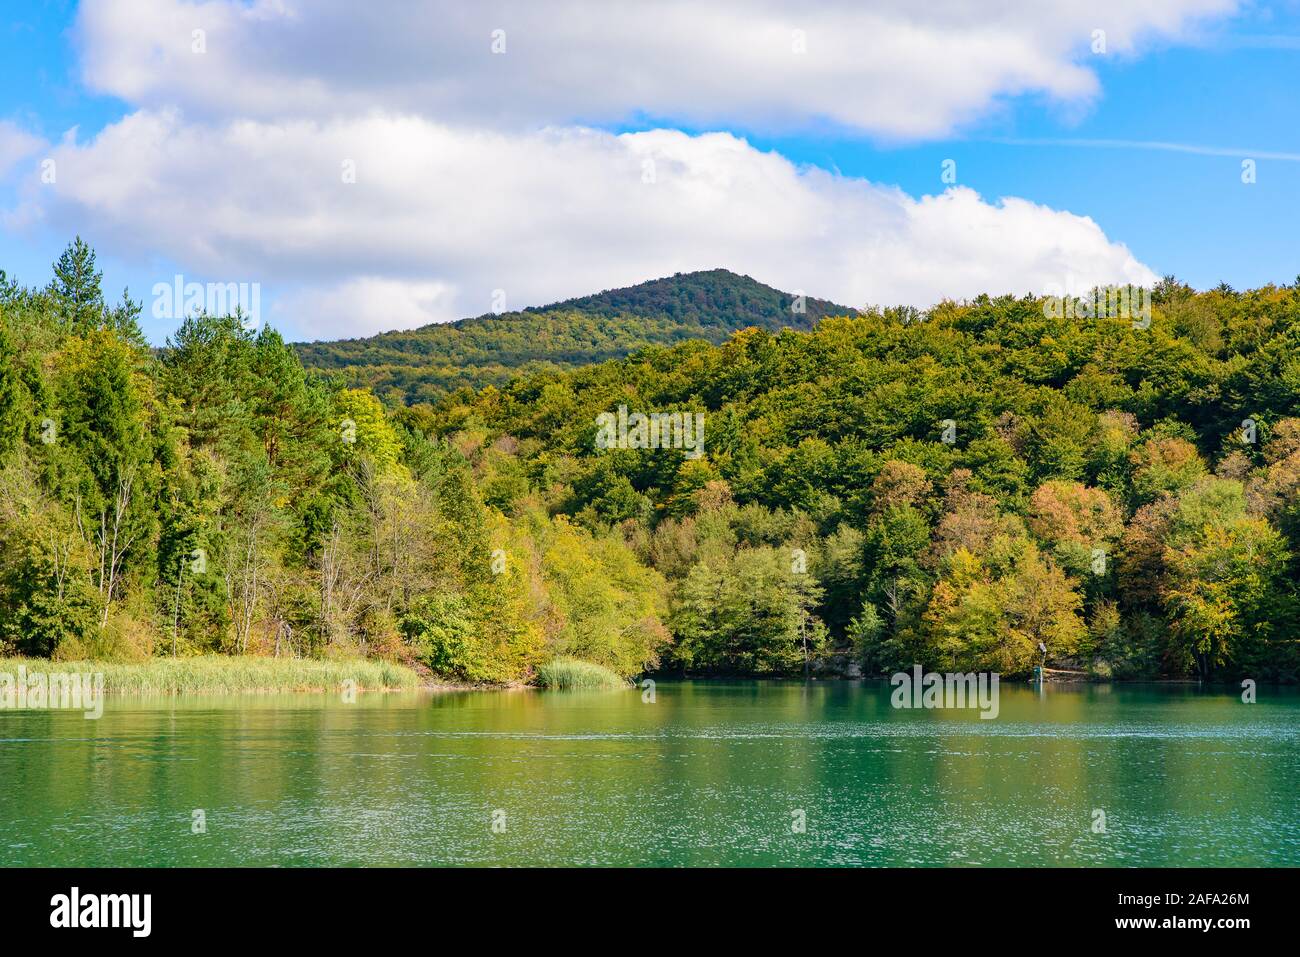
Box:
0, 655, 1282, 701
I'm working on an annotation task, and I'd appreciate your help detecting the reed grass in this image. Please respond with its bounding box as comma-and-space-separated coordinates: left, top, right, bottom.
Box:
534, 657, 630, 691
0, 656, 421, 695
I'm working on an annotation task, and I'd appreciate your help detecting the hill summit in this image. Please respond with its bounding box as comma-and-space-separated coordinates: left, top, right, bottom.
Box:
293, 269, 855, 404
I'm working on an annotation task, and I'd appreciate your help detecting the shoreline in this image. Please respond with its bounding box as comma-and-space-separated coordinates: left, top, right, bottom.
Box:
1, 656, 1284, 698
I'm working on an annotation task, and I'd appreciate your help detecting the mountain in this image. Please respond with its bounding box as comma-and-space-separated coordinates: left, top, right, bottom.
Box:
292, 269, 855, 404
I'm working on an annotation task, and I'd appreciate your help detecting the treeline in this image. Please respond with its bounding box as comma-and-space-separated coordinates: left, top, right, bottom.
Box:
0, 240, 665, 682
4, 241, 1298, 682
293, 269, 853, 404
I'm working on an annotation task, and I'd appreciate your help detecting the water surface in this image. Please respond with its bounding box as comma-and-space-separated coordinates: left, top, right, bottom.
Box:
1, 680, 1296, 866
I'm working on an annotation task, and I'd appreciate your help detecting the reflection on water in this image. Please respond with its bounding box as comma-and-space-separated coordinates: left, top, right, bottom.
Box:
0, 681, 1296, 866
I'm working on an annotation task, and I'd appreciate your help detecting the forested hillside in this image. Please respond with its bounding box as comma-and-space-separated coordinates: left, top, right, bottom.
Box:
0, 240, 665, 682
418, 276, 1300, 682
292, 269, 853, 404
2, 240, 1298, 682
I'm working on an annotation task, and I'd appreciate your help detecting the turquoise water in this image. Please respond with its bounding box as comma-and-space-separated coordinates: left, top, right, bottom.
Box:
0, 680, 1296, 866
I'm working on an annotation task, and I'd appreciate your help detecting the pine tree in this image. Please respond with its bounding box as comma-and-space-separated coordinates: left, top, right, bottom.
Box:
51, 237, 105, 334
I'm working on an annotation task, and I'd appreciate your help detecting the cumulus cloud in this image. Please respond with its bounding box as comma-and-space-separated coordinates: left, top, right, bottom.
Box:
14, 111, 1156, 339
73, 0, 1237, 138
0, 122, 44, 179
4, 0, 1227, 339
273, 277, 459, 341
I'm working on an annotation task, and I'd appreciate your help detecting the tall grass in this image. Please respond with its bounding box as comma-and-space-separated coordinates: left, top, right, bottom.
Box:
0, 656, 421, 695
534, 657, 630, 691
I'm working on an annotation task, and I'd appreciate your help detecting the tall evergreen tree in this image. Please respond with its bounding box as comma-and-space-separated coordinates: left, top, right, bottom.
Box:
51, 237, 105, 334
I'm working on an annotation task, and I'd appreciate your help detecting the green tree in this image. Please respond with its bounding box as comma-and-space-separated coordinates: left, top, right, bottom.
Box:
51, 237, 105, 334
1161, 483, 1291, 678
670, 547, 825, 674
0, 320, 25, 459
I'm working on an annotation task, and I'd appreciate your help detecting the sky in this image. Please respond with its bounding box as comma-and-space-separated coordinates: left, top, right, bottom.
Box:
0, 0, 1297, 345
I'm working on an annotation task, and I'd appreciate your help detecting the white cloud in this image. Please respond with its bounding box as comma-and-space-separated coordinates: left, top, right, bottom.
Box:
14, 111, 1156, 340
7, 0, 1226, 339
74, 0, 1237, 138
274, 276, 458, 340
0, 122, 44, 179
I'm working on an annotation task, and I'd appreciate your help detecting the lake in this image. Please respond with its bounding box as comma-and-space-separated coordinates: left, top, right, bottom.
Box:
1, 680, 1296, 866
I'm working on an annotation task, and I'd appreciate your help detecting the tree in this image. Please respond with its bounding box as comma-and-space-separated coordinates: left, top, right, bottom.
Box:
532, 512, 667, 677
1129, 435, 1206, 506
670, 547, 825, 674
922, 533, 1085, 675
1028, 480, 1123, 588
51, 237, 105, 334
55, 329, 153, 625
0, 320, 25, 459
1160, 483, 1292, 678
1021, 395, 1096, 482
222, 460, 283, 654
0, 459, 102, 656
335, 387, 405, 477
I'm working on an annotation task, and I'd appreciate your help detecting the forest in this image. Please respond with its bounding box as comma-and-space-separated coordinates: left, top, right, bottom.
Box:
2, 240, 1297, 683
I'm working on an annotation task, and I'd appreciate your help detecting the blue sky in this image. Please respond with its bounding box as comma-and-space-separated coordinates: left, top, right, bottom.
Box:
1, 1, 1298, 343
